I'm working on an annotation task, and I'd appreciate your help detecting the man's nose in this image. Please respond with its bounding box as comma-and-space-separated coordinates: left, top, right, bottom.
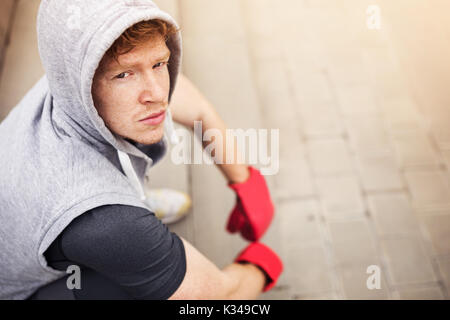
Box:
138, 73, 166, 105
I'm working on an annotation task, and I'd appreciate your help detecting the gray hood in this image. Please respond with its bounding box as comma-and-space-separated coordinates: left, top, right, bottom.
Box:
0, 0, 182, 299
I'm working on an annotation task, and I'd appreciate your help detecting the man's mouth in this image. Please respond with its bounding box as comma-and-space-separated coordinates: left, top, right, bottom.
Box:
139, 110, 166, 126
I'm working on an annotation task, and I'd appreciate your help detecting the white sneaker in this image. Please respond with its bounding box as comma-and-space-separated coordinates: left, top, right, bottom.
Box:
144, 189, 192, 224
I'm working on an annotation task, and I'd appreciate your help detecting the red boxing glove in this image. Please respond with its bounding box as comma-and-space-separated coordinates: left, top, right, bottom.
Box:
227, 166, 274, 241
235, 242, 283, 292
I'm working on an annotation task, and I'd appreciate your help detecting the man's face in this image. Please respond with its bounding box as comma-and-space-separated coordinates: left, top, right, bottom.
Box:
92, 34, 171, 145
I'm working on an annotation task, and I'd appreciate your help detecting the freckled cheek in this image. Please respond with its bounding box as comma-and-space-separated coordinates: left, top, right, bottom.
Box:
106, 86, 141, 125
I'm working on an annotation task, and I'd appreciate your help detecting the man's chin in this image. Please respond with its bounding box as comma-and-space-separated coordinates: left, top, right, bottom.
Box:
132, 128, 165, 145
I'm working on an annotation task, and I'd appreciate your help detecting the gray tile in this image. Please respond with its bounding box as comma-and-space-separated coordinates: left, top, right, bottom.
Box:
326, 49, 370, 87
349, 16, 390, 48
292, 291, 339, 300
307, 139, 354, 176
252, 60, 301, 131
443, 150, 450, 170
371, 71, 410, 102
335, 84, 378, 115
284, 244, 334, 295
279, 200, 323, 247
258, 286, 291, 300
345, 115, 392, 155
327, 219, 379, 265
381, 236, 436, 285
430, 119, 450, 151
393, 132, 440, 169
405, 171, 450, 211
283, 33, 327, 74
356, 152, 404, 191
190, 162, 247, 269
436, 256, 450, 289
379, 96, 423, 133
179, 0, 246, 40
298, 101, 344, 138
182, 36, 262, 128
419, 213, 450, 255
274, 143, 315, 199
396, 286, 444, 300
338, 263, 390, 299
367, 193, 421, 236
316, 176, 365, 220
290, 71, 334, 104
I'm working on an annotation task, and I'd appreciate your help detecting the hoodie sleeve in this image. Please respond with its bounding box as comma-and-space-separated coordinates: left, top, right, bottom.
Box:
47, 205, 186, 300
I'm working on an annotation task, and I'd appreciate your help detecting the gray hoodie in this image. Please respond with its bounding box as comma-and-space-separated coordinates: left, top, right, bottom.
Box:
0, 0, 182, 299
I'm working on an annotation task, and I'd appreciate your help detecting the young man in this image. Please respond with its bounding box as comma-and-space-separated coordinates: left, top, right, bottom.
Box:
0, 0, 282, 300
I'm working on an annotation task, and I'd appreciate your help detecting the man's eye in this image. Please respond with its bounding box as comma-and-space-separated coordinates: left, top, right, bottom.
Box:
116, 72, 131, 79
153, 62, 168, 69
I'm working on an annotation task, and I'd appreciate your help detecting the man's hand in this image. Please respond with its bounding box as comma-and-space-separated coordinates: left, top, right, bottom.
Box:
235, 242, 283, 292
169, 238, 283, 299
227, 166, 274, 241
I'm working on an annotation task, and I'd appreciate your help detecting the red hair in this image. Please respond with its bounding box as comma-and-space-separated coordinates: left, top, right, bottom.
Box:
107, 19, 178, 61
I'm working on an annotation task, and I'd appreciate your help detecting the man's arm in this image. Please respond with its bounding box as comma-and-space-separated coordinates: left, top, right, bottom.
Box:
51, 204, 272, 300
170, 74, 250, 184
170, 74, 276, 242
169, 238, 267, 300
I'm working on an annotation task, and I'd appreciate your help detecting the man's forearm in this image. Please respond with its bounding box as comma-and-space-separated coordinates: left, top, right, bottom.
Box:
170, 74, 250, 184
222, 263, 266, 299
200, 105, 250, 184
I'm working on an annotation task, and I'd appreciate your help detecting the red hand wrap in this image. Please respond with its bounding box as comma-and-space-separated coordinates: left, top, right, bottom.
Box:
235, 242, 283, 292
227, 167, 274, 241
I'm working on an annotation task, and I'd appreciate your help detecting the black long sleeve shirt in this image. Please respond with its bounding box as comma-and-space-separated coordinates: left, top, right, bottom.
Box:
43, 204, 186, 300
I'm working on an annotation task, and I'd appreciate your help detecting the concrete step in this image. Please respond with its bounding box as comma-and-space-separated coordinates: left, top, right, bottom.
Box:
0, 0, 43, 121
0, 0, 15, 68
